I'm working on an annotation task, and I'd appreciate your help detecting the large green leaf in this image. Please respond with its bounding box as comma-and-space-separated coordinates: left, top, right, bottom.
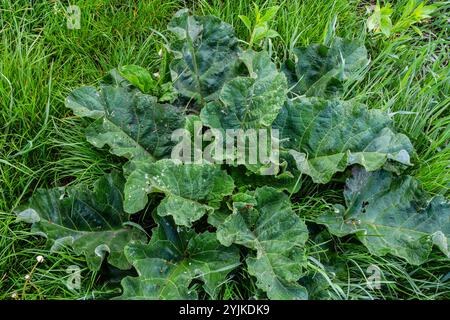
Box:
317, 168, 450, 265
283, 38, 368, 97
200, 50, 287, 131
65, 85, 185, 162
168, 9, 241, 103
124, 159, 234, 226
216, 187, 309, 299
273, 97, 414, 183
116, 218, 240, 299
16, 173, 146, 271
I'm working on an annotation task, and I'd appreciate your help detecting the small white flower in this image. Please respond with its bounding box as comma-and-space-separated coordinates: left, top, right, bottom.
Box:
24, 274, 31, 281
11, 292, 18, 299
158, 48, 163, 57
153, 72, 160, 78
36, 255, 44, 263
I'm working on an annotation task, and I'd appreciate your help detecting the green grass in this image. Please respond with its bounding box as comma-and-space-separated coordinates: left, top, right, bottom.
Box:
0, 0, 180, 299
1, 0, 449, 300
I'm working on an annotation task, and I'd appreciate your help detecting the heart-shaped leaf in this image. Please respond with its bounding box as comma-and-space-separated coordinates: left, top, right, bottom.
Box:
273, 97, 414, 183
16, 173, 147, 271
317, 167, 450, 265
216, 187, 309, 299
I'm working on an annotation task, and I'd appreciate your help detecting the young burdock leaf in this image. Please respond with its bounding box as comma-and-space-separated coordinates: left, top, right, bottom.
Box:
117, 65, 156, 94
284, 37, 368, 97
15, 173, 147, 271
65, 85, 185, 162
168, 9, 241, 104
317, 168, 450, 265
116, 223, 240, 299
216, 187, 309, 299
273, 97, 414, 184
124, 159, 234, 226
245, 5, 279, 47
